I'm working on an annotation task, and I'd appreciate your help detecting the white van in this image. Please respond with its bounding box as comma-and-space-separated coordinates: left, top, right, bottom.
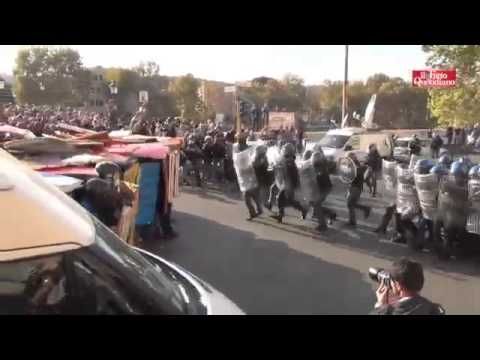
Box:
305, 127, 393, 164
0, 149, 244, 315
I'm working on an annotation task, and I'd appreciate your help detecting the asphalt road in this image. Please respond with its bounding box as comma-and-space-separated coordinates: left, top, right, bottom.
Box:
144, 181, 480, 315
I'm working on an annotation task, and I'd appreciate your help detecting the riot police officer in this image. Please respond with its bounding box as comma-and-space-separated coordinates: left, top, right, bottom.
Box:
310, 151, 336, 231
346, 152, 371, 226
434, 160, 470, 259
270, 143, 307, 223
233, 133, 263, 220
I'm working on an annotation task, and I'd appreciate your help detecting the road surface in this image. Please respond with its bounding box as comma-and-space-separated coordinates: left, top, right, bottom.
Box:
144, 182, 480, 315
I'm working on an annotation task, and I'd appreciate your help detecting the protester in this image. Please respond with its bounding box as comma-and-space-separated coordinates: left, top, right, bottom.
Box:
430, 133, 444, 159
365, 143, 382, 197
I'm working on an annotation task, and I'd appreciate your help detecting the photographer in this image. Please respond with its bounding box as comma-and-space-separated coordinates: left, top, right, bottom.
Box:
370, 258, 444, 315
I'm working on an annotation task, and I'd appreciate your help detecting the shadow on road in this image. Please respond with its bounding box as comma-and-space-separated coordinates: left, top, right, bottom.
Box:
179, 186, 480, 279
181, 186, 239, 205
143, 211, 375, 315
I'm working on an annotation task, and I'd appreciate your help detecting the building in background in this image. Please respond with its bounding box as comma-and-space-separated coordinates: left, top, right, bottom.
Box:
0, 77, 15, 105
86, 67, 109, 112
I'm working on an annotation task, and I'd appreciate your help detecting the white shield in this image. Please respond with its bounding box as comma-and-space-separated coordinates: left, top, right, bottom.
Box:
233, 147, 258, 193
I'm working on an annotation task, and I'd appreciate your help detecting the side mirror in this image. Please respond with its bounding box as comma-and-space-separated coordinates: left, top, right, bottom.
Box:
344, 145, 353, 151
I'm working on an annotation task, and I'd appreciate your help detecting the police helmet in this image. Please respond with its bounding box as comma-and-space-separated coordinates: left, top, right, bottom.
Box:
458, 156, 474, 170
95, 161, 121, 180
255, 145, 268, 156
303, 150, 313, 161
430, 164, 449, 176
414, 159, 435, 175
312, 143, 324, 154
438, 154, 452, 167
311, 151, 325, 166
450, 161, 469, 178
282, 143, 296, 158
469, 165, 480, 179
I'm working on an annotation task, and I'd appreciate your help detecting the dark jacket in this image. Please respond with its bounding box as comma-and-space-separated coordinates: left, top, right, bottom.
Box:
366, 150, 382, 171
211, 143, 226, 160
431, 135, 444, 149
316, 161, 332, 190
370, 296, 444, 315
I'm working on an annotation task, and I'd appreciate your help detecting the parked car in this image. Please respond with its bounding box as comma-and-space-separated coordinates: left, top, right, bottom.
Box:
0, 149, 244, 315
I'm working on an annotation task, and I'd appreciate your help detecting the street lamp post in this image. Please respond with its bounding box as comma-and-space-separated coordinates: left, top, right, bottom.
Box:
342, 45, 349, 123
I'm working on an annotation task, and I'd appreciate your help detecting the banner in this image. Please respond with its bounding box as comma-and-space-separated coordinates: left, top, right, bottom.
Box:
268, 112, 296, 130
412, 69, 456, 88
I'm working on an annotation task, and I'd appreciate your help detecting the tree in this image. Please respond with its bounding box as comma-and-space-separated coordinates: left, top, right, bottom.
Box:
133, 61, 160, 78
14, 47, 85, 105
169, 74, 201, 120
423, 45, 480, 126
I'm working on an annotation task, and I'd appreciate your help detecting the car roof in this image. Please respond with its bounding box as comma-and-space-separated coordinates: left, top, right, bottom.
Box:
0, 149, 95, 262
396, 136, 429, 142
325, 127, 366, 136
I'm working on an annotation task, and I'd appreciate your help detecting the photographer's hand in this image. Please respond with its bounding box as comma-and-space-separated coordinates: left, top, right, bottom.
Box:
375, 279, 390, 308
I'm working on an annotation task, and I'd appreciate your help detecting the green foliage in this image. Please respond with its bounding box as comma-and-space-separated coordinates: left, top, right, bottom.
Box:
14, 47, 85, 105
170, 74, 201, 120
423, 45, 480, 127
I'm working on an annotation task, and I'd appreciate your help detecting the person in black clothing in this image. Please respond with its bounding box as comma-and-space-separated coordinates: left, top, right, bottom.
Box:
370, 258, 444, 315
270, 143, 307, 224
202, 136, 214, 182
365, 143, 382, 197
446, 126, 453, 146
346, 152, 371, 226
166, 117, 177, 138
184, 135, 204, 187
430, 133, 444, 159
252, 145, 271, 211
311, 151, 337, 232
408, 134, 422, 156
211, 133, 227, 183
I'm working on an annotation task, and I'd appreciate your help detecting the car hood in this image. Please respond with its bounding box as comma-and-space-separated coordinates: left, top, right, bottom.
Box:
135, 248, 245, 315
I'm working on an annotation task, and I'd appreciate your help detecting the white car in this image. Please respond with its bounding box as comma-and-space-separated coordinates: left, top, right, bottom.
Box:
0, 149, 244, 315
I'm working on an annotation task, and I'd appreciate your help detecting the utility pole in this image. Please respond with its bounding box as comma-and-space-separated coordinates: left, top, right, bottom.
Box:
342, 45, 349, 123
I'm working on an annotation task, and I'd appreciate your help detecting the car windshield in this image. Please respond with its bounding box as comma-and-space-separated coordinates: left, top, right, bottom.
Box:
318, 134, 350, 149
90, 216, 208, 315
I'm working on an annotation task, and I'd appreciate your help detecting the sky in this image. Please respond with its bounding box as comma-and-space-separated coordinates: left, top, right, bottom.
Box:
0, 45, 428, 85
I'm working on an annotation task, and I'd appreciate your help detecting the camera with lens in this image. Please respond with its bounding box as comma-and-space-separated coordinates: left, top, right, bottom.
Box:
368, 267, 393, 288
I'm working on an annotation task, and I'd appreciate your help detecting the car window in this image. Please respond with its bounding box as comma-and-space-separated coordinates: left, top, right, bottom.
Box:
83, 217, 189, 314
318, 134, 350, 149
348, 135, 360, 150
0, 254, 71, 314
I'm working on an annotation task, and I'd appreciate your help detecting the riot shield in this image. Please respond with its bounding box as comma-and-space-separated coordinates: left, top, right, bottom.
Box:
267, 145, 281, 171
467, 179, 480, 234
382, 159, 397, 197
233, 147, 258, 193
338, 156, 357, 184
396, 165, 420, 219
297, 159, 321, 204
438, 176, 469, 229
414, 173, 439, 220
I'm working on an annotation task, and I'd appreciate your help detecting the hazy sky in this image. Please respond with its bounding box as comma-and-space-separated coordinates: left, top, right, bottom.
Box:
0, 45, 427, 85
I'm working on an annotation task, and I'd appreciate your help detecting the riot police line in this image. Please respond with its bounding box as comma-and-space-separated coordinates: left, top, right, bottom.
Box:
349, 148, 480, 261
232, 134, 480, 260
